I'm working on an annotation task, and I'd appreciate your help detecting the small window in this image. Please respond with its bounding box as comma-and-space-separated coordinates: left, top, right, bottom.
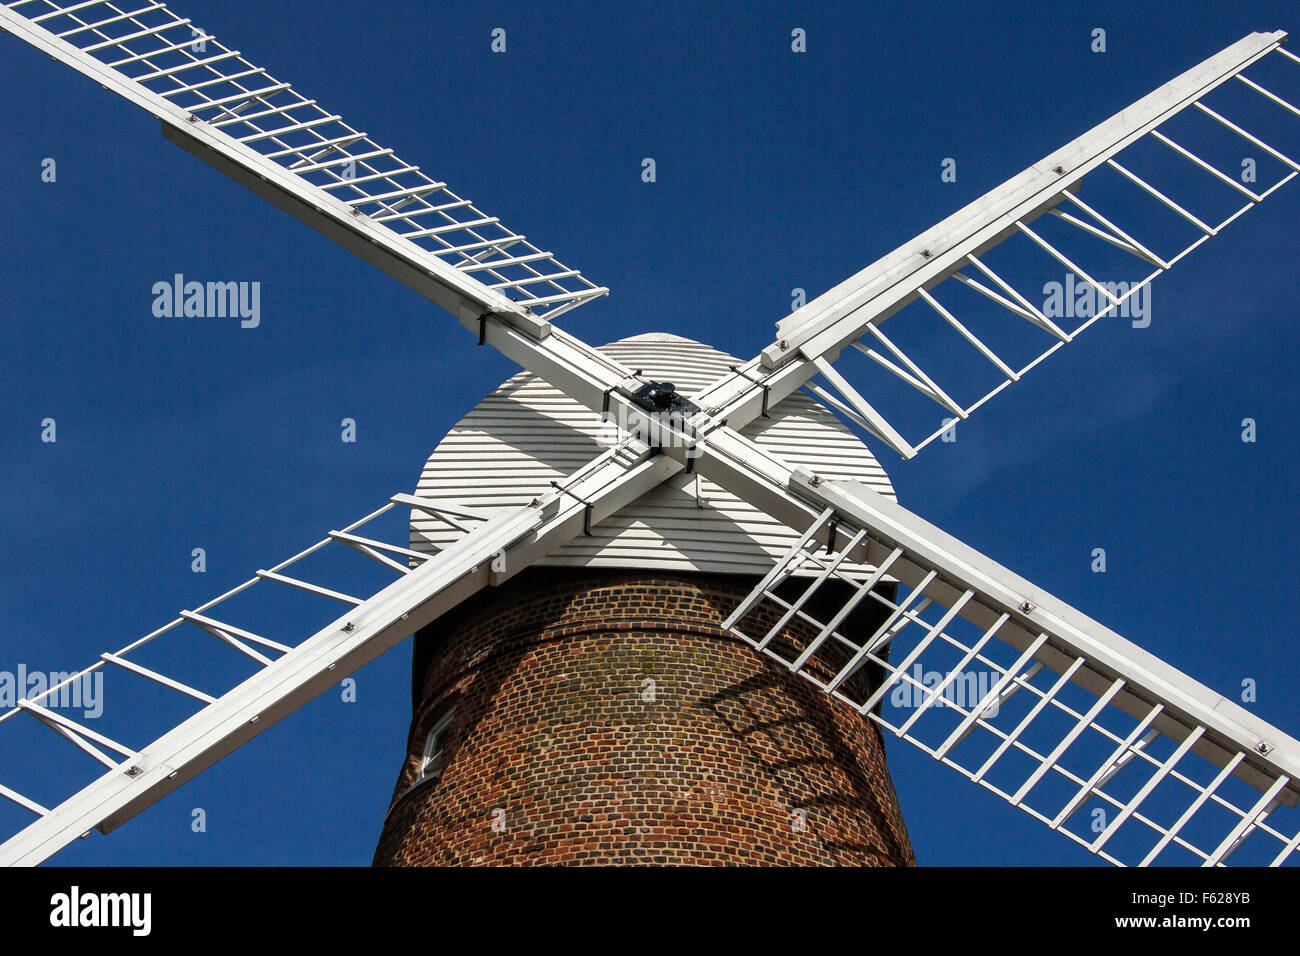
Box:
418, 708, 455, 780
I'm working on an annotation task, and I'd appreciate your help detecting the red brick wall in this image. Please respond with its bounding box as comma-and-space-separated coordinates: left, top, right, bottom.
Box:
373, 569, 915, 866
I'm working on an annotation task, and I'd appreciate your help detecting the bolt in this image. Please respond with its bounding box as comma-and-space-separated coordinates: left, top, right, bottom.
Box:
1256, 741, 1273, 755
125, 765, 142, 777
342, 622, 356, 632
779, 340, 789, 351
809, 475, 824, 487
1053, 165, 1065, 174
921, 249, 932, 259
1019, 601, 1035, 614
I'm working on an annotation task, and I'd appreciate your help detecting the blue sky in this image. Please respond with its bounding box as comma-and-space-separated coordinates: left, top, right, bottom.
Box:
0, 0, 1297, 866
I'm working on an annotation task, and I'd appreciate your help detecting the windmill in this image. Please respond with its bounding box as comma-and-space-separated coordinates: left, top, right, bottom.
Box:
1, 1, 1299, 866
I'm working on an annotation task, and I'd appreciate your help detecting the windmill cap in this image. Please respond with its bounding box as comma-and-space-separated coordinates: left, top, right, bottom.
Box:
411, 333, 896, 577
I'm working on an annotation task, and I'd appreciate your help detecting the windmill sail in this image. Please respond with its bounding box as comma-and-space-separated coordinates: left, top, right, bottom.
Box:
689, 31, 1300, 458
689, 429, 1300, 865
0, 0, 648, 431
0, 445, 673, 866
0, 0, 607, 330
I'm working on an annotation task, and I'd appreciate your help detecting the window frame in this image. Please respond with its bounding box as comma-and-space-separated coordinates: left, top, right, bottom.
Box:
416, 707, 456, 781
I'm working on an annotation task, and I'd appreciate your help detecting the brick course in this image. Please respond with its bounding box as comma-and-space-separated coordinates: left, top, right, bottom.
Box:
372, 569, 915, 866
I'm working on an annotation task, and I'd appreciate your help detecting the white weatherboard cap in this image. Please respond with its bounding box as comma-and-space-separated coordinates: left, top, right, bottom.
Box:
411, 334, 895, 577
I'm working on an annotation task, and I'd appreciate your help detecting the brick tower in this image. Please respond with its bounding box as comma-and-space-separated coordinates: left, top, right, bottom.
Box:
373, 335, 915, 866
